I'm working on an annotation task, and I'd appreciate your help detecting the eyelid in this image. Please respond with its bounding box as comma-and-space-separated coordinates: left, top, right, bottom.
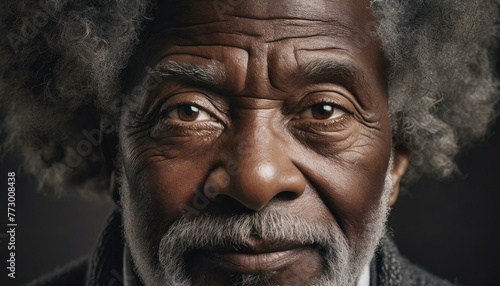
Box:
149, 78, 229, 115
290, 91, 354, 118
150, 97, 226, 139
295, 104, 347, 120
163, 104, 214, 121
155, 92, 228, 126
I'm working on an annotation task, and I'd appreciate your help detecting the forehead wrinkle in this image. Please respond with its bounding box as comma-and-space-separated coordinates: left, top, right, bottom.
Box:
165, 29, 263, 39
266, 18, 357, 43
265, 45, 300, 95
223, 14, 356, 29
148, 18, 368, 102
162, 17, 356, 44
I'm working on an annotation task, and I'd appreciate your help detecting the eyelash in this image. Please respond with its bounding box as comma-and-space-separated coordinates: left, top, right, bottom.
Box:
157, 102, 211, 121
290, 98, 352, 126
150, 102, 224, 137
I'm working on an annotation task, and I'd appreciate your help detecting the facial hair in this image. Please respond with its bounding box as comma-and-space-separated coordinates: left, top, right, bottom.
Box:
122, 161, 394, 286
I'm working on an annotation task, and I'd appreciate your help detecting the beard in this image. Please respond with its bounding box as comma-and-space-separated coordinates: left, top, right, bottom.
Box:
121, 160, 393, 286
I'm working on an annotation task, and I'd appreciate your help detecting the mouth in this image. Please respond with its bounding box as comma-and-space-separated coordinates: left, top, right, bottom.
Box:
186, 239, 321, 273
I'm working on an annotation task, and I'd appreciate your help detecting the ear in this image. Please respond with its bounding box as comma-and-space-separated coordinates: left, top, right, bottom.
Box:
388, 146, 410, 207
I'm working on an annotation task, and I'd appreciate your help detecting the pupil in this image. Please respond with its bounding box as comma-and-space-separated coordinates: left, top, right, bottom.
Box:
312, 104, 333, 119
179, 105, 199, 121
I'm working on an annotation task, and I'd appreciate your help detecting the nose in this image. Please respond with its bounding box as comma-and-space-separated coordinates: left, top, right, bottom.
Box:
204, 135, 307, 211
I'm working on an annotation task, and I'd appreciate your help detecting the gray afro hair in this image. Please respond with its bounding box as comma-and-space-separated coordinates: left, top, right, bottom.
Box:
0, 0, 499, 196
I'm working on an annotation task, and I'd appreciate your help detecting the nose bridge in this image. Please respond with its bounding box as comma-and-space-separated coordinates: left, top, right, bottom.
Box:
210, 117, 306, 211
235, 124, 279, 184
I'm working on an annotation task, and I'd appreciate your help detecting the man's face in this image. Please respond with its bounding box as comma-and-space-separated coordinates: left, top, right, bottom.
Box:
118, 0, 405, 285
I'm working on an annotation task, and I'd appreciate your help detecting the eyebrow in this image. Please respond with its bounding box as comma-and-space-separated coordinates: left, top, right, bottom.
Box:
125, 61, 223, 115
299, 59, 368, 95
150, 60, 368, 104
153, 61, 222, 86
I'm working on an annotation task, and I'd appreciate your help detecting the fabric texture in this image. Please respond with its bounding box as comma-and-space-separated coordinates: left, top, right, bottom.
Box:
26, 210, 454, 286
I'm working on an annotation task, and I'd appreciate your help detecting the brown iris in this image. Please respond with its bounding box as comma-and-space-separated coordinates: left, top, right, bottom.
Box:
311, 104, 334, 120
177, 105, 200, 121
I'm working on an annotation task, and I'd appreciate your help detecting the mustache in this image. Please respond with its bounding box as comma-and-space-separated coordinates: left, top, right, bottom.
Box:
158, 209, 349, 268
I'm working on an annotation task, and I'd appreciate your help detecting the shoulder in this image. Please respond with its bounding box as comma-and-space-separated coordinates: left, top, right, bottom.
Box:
397, 255, 454, 286
25, 257, 89, 286
374, 236, 454, 286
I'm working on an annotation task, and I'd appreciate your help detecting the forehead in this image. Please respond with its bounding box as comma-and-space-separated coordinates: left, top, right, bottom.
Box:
132, 0, 383, 90
154, 0, 374, 28
145, 0, 377, 52
142, 0, 373, 46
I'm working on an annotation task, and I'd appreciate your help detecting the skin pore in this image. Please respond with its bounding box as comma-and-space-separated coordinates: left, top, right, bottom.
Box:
118, 0, 409, 285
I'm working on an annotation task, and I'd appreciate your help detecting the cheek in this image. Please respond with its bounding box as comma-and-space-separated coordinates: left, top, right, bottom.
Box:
293, 123, 392, 239
140, 162, 212, 225
122, 137, 216, 228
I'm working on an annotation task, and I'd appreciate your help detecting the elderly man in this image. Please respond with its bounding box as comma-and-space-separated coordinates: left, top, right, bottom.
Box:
1, 0, 498, 285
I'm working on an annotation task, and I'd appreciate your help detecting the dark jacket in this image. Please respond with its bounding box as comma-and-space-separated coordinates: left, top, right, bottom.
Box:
27, 211, 453, 286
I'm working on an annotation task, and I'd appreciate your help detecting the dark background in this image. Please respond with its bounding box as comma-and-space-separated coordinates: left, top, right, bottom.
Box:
0, 118, 499, 286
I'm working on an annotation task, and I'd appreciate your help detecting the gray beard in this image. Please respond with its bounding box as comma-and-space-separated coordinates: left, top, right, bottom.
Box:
123, 162, 393, 286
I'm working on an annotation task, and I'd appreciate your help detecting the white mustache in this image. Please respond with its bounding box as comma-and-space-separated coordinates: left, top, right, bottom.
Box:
159, 209, 348, 257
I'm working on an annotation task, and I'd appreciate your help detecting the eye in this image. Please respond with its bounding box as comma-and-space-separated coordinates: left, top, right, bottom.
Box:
295, 104, 346, 120
166, 104, 214, 122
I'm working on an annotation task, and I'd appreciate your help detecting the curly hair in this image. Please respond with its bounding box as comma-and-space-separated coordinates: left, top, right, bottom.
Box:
0, 0, 498, 196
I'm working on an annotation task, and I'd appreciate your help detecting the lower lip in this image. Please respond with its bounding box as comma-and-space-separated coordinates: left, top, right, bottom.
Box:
201, 246, 316, 273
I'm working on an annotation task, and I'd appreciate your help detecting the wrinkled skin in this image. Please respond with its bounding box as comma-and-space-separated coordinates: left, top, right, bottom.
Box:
118, 0, 409, 285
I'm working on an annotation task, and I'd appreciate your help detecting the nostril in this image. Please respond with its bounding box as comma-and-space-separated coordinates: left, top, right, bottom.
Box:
208, 194, 257, 214
275, 190, 301, 201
